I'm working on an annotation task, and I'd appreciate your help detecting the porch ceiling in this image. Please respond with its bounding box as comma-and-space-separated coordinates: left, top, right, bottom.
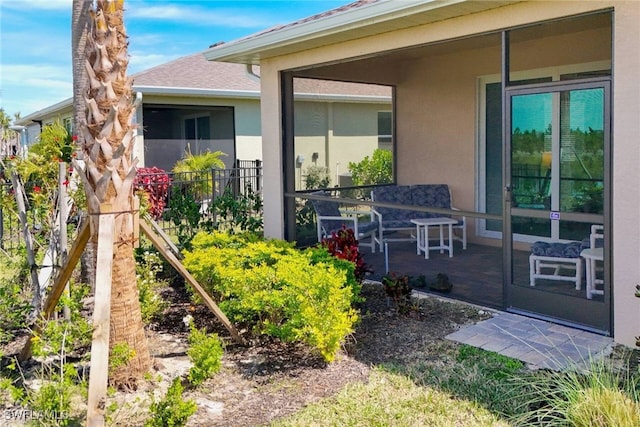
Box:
203, 0, 520, 65
288, 10, 611, 86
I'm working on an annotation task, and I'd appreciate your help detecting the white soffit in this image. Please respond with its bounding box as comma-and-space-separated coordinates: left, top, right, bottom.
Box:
203, 0, 519, 64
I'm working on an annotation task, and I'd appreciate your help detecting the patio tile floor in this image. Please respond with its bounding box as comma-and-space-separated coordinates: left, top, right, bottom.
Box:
446, 310, 614, 370
361, 238, 615, 370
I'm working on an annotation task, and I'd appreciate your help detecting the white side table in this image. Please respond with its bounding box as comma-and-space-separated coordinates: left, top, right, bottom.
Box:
411, 217, 458, 259
581, 247, 604, 299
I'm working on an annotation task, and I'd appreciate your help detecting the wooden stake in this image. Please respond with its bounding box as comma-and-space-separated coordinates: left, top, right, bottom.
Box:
10, 171, 41, 315
86, 204, 115, 427
60, 162, 71, 320
140, 219, 245, 345
143, 214, 181, 259
18, 220, 90, 362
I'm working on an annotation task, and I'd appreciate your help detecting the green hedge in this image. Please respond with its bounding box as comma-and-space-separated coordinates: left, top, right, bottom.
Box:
182, 232, 360, 361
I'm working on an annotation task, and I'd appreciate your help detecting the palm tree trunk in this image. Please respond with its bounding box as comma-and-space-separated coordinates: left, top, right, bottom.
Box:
72, 0, 96, 293
81, 0, 151, 387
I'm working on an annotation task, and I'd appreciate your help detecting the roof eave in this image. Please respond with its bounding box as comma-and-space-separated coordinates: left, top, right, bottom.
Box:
203, 0, 518, 64
135, 86, 260, 99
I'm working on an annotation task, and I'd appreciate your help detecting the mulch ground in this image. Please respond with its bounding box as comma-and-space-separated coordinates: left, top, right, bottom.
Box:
0, 280, 493, 426
138, 280, 493, 427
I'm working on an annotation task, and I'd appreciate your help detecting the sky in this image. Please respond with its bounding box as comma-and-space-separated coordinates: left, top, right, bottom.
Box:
0, 0, 348, 120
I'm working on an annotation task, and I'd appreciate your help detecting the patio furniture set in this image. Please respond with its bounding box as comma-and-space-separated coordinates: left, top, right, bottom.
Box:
311, 184, 604, 299
310, 183, 466, 257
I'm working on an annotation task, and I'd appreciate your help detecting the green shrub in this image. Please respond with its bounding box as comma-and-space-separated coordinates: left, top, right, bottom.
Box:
135, 248, 169, 324
165, 192, 202, 250
145, 377, 197, 427
172, 149, 226, 199
0, 255, 31, 344
0, 352, 24, 406
182, 231, 359, 361
206, 185, 263, 233
32, 282, 92, 358
186, 324, 224, 386
304, 165, 330, 189
348, 148, 392, 187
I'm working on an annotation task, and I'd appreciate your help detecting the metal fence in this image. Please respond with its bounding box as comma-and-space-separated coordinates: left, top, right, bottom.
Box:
146, 159, 263, 233
0, 159, 263, 253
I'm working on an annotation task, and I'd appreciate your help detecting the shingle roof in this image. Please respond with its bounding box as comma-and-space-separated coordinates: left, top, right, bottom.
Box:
133, 51, 391, 98
133, 52, 260, 92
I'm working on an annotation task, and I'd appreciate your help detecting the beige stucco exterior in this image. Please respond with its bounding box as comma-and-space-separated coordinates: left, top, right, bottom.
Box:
19, 92, 386, 176
253, 1, 639, 346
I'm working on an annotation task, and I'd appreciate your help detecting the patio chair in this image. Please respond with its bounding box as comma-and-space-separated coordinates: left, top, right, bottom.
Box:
581, 224, 604, 299
529, 240, 586, 289
309, 191, 377, 252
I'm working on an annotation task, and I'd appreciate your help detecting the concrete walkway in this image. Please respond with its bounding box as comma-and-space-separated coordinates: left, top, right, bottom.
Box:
446, 311, 614, 370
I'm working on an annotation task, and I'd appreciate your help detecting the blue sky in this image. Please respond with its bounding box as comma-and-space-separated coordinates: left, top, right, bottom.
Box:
0, 0, 348, 119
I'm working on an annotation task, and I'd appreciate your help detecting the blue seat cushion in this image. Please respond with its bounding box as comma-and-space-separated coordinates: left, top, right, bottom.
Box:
531, 241, 586, 258
380, 219, 415, 229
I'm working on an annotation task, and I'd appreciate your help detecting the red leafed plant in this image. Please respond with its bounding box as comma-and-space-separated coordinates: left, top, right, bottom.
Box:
321, 225, 371, 283
135, 167, 171, 219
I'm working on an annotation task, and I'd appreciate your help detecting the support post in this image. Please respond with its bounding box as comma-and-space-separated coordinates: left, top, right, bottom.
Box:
140, 219, 245, 345
18, 220, 90, 362
59, 162, 71, 320
86, 204, 115, 427
10, 171, 41, 316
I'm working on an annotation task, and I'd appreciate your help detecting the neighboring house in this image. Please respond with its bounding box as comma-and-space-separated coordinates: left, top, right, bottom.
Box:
203, 0, 640, 347
16, 53, 391, 184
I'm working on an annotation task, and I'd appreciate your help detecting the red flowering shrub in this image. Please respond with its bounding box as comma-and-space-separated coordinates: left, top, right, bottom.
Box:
135, 167, 171, 219
321, 225, 371, 283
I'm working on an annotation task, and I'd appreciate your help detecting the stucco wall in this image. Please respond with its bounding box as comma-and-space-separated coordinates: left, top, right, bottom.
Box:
395, 22, 610, 236
294, 101, 389, 188
611, 1, 640, 348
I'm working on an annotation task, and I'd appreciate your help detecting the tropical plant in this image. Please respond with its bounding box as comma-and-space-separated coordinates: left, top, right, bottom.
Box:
381, 272, 412, 310
78, 0, 151, 386
320, 225, 371, 284
172, 149, 226, 199
135, 166, 171, 220
1, 121, 77, 315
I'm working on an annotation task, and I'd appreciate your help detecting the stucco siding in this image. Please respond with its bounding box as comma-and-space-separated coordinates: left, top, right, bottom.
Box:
611, 1, 640, 347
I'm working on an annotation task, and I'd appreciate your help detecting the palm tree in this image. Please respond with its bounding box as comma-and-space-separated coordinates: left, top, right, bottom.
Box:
80, 0, 151, 386
72, 0, 96, 292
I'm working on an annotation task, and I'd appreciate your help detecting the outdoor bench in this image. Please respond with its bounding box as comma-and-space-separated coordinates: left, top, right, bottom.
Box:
370, 184, 466, 253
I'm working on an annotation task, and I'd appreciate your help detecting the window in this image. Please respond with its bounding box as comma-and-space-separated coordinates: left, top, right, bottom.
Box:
377, 111, 392, 145
63, 117, 73, 135
184, 115, 211, 140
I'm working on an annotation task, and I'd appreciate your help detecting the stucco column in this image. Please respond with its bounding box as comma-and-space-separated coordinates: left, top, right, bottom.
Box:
612, 1, 640, 347
260, 61, 286, 239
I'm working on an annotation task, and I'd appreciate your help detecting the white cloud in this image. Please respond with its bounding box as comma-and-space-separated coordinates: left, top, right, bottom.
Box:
128, 52, 178, 73
2, 64, 71, 86
127, 3, 272, 28
1, 64, 72, 116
